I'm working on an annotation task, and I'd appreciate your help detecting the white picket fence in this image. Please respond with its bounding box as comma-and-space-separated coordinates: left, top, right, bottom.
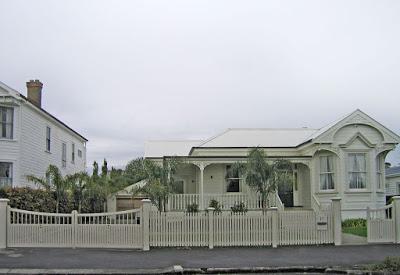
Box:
367, 204, 395, 243
213, 211, 273, 247
6, 207, 143, 249
0, 198, 342, 250
149, 207, 335, 248
149, 211, 209, 247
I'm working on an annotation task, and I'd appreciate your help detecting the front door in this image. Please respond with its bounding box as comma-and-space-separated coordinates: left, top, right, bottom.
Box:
173, 180, 184, 194
278, 180, 294, 207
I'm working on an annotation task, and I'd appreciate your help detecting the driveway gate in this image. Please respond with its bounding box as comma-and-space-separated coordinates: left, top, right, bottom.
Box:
7, 207, 143, 249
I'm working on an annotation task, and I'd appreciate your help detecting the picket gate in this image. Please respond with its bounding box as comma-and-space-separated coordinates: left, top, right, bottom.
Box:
367, 204, 396, 243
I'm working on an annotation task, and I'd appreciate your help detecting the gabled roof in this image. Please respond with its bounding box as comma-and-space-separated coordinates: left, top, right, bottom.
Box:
310, 109, 400, 143
0, 80, 88, 142
144, 109, 400, 158
386, 166, 400, 177
144, 140, 203, 158
196, 128, 318, 148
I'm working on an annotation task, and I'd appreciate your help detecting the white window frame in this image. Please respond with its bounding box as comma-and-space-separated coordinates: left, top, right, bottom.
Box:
376, 155, 383, 191
319, 155, 335, 191
46, 126, 51, 152
0, 162, 13, 187
71, 143, 75, 163
62, 143, 67, 168
226, 165, 240, 193
78, 149, 82, 158
348, 152, 367, 190
0, 106, 14, 140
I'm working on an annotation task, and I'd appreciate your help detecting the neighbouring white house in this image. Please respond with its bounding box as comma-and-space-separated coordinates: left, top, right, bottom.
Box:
385, 165, 400, 202
110, 109, 400, 219
0, 80, 87, 188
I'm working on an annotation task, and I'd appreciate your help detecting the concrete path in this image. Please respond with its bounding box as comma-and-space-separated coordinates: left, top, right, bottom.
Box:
0, 245, 399, 271
342, 233, 368, 245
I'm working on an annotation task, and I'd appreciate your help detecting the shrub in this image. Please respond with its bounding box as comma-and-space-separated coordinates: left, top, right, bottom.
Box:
342, 218, 366, 228
1, 187, 59, 213
369, 257, 400, 272
186, 203, 199, 213
0, 187, 104, 213
231, 202, 248, 213
209, 199, 222, 213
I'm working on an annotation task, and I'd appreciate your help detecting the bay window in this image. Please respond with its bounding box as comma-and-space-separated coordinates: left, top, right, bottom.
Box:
320, 155, 335, 190
348, 153, 367, 189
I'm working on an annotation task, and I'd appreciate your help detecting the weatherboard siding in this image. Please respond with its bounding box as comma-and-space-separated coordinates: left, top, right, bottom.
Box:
17, 103, 86, 186
386, 176, 400, 196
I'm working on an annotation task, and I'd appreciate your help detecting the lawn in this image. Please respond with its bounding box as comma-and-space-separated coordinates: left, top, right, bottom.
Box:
342, 218, 367, 238
342, 226, 367, 237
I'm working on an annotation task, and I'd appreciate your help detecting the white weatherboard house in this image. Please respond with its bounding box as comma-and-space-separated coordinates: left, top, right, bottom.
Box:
0, 80, 87, 188
385, 166, 400, 201
143, 110, 400, 219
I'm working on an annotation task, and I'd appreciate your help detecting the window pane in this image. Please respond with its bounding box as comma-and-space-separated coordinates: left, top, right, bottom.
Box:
376, 157, 381, 171
5, 123, 12, 139
320, 174, 327, 190
0, 162, 12, 187
320, 173, 334, 190
349, 172, 357, 189
0, 107, 13, 139
377, 174, 381, 189
349, 172, 366, 189
62, 143, 66, 167
358, 173, 366, 188
227, 179, 240, 192
349, 153, 366, 172
72, 143, 75, 162
319, 156, 334, 190
6, 109, 13, 123
320, 156, 328, 173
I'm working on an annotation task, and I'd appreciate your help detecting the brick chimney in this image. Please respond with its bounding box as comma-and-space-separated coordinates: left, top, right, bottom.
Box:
26, 80, 43, 108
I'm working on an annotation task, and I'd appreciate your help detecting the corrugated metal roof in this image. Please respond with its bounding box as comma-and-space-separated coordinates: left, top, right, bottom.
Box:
198, 128, 318, 148
143, 109, 400, 158
144, 140, 203, 158
386, 166, 400, 177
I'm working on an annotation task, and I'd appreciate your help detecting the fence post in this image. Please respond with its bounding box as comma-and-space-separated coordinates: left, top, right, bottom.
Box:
0, 199, 9, 249
392, 196, 400, 243
366, 207, 371, 242
270, 207, 278, 248
207, 207, 215, 249
142, 199, 151, 251
71, 210, 78, 249
332, 197, 342, 246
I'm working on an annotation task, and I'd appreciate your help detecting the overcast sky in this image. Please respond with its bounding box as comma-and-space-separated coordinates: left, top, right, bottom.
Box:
1, 0, 399, 168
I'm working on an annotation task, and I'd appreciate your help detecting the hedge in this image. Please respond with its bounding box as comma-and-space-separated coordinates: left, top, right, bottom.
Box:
0, 187, 105, 213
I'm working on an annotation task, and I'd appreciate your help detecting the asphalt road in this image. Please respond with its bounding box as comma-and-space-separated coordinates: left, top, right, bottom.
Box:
0, 245, 399, 270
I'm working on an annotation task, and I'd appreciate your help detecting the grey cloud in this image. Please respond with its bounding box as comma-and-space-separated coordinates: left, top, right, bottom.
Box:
0, 0, 399, 167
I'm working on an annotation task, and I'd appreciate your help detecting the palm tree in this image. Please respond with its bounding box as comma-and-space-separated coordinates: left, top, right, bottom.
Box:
27, 165, 71, 213
68, 172, 90, 213
134, 157, 181, 212
229, 147, 293, 210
